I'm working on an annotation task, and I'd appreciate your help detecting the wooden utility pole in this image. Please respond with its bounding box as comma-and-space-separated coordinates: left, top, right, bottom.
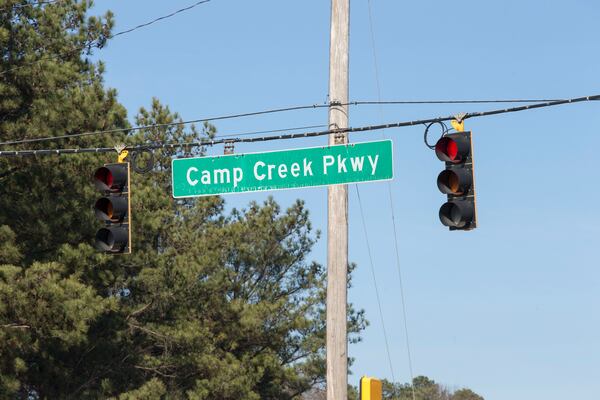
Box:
326, 0, 349, 399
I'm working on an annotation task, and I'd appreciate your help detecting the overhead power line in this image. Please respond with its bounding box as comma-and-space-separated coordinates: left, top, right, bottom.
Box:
219, 124, 328, 139
110, 0, 211, 38
355, 184, 396, 382
0, 98, 573, 147
0, 95, 598, 157
0, 0, 213, 76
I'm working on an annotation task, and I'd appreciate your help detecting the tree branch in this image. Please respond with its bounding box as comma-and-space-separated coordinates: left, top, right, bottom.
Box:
1, 323, 30, 329
126, 300, 153, 320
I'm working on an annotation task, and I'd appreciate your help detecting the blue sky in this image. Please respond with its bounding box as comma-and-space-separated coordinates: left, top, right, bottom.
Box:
92, 1, 600, 398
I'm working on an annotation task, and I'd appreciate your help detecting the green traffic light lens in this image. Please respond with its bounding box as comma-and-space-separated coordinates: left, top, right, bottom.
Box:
95, 227, 128, 252
439, 201, 474, 228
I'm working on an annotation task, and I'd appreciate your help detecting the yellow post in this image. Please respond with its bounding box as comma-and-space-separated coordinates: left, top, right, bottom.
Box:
360, 376, 382, 400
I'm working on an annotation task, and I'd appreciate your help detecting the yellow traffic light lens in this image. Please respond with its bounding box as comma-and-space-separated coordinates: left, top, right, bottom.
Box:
437, 170, 460, 195
437, 169, 472, 195
94, 198, 110, 221
94, 198, 126, 221
448, 172, 459, 192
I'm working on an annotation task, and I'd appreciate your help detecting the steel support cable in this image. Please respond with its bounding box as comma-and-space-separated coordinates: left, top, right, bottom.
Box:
365, 1, 416, 397
348, 99, 563, 105
0, 98, 576, 147
354, 184, 396, 382
1, 95, 599, 157
0, 106, 329, 146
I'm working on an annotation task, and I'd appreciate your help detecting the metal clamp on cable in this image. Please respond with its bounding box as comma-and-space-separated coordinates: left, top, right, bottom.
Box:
224, 141, 235, 155
114, 144, 128, 163
334, 131, 346, 144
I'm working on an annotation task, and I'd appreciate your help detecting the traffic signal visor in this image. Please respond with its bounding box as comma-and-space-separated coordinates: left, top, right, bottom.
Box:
94, 197, 128, 222
439, 200, 475, 229
95, 226, 129, 252
437, 168, 472, 195
94, 164, 128, 192
435, 135, 470, 163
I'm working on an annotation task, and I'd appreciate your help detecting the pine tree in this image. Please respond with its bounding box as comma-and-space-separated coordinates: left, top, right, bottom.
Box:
1, 2, 366, 398
381, 376, 485, 400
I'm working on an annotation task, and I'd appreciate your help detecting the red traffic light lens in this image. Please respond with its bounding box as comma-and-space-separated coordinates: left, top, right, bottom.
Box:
435, 134, 471, 164
94, 167, 113, 191
94, 164, 128, 192
435, 137, 458, 162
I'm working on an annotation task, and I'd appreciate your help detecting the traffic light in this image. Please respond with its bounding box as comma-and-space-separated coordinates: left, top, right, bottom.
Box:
93, 162, 131, 253
435, 131, 477, 230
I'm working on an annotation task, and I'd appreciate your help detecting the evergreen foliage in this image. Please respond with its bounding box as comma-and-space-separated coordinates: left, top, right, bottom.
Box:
0, 1, 367, 398
381, 376, 484, 400
301, 377, 483, 400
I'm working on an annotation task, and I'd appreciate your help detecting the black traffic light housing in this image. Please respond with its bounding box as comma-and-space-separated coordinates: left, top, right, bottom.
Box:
93, 163, 131, 253
435, 131, 477, 230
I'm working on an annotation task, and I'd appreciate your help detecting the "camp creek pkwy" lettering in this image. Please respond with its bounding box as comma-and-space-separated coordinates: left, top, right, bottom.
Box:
185, 154, 380, 188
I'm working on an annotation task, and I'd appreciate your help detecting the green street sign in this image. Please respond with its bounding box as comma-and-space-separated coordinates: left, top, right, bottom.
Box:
171, 140, 393, 198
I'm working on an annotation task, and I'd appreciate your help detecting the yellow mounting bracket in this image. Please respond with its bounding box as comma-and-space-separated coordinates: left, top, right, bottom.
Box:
117, 150, 129, 163
114, 144, 129, 163
451, 119, 464, 132
451, 113, 466, 132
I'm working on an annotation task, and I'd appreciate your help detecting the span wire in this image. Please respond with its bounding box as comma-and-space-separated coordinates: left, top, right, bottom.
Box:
1, 95, 599, 157
0, 97, 574, 147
